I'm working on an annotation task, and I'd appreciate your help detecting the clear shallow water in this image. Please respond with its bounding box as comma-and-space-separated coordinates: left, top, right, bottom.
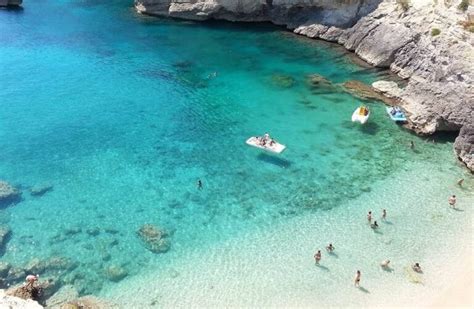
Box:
0, 0, 472, 303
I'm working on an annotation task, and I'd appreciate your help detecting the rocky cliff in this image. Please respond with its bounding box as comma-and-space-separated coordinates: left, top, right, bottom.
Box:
0, 0, 22, 7
0, 290, 43, 309
135, 0, 474, 171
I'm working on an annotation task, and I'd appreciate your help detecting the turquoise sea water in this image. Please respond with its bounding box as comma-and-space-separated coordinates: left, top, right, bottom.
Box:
1, 0, 472, 304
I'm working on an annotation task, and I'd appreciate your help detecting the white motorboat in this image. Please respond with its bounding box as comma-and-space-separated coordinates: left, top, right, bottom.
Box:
352, 106, 370, 124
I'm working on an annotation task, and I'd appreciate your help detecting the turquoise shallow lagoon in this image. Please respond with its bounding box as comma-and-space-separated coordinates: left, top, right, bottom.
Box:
0, 0, 472, 305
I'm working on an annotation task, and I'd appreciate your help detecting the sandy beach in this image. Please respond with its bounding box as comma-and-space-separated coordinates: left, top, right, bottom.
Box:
431, 254, 473, 308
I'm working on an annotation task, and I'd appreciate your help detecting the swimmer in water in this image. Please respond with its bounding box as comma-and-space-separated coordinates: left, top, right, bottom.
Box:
314, 250, 322, 265
197, 179, 203, 190
410, 141, 415, 149
382, 209, 387, 220
367, 211, 372, 223
326, 243, 335, 252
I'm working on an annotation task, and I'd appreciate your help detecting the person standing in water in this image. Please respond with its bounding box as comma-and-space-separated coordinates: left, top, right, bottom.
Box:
382, 209, 387, 220
367, 211, 372, 223
448, 195, 456, 208
326, 243, 335, 252
314, 250, 322, 265
197, 179, 203, 190
410, 141, 415, 149
354, 270, 361, 287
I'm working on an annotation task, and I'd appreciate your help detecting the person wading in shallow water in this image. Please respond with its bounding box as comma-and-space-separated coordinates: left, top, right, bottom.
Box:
354, 270, 361, 287
197, 179, 203, 190
314, 250, 322, 265
448, 195, 456, 208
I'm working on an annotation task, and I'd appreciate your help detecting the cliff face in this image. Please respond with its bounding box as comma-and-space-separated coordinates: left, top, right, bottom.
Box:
135, 0, 474, 171
134, 0, 382, 27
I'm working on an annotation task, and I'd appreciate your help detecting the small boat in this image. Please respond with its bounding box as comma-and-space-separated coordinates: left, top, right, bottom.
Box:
352, 106, 370, 124
386, 106, 407, 122
246, 135, 286, 154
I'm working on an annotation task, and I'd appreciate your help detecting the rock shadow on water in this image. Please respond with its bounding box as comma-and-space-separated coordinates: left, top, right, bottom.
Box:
256, 153, 292, 168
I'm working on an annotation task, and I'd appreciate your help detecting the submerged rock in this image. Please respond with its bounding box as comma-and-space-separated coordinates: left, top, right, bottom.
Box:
60, 295, 117, 309
270, 74, 296, 89
0, 262, 11, 277
44, 284, 79, 308
342, 80, 395, 105
0, 226, 11, 253
137, 224, 171, 253
103, 265, 128, 282
29, 184, 53, 197
0, 181, 21, 206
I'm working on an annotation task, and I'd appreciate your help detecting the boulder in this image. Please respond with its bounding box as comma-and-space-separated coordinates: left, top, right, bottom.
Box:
137, 224, 171, 253
0, 181, 21, 206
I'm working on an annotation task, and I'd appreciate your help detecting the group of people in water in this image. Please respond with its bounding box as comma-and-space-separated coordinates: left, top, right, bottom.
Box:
312, 207, 431, 287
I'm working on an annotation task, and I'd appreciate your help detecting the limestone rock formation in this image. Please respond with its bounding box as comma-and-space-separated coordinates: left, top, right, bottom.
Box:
0, 0, 22, 7
0, 289, 42, 309
372, 80, 403, 99
454, 125, 474, 171
135, 0, 382, 27
137, 224, 171, 253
